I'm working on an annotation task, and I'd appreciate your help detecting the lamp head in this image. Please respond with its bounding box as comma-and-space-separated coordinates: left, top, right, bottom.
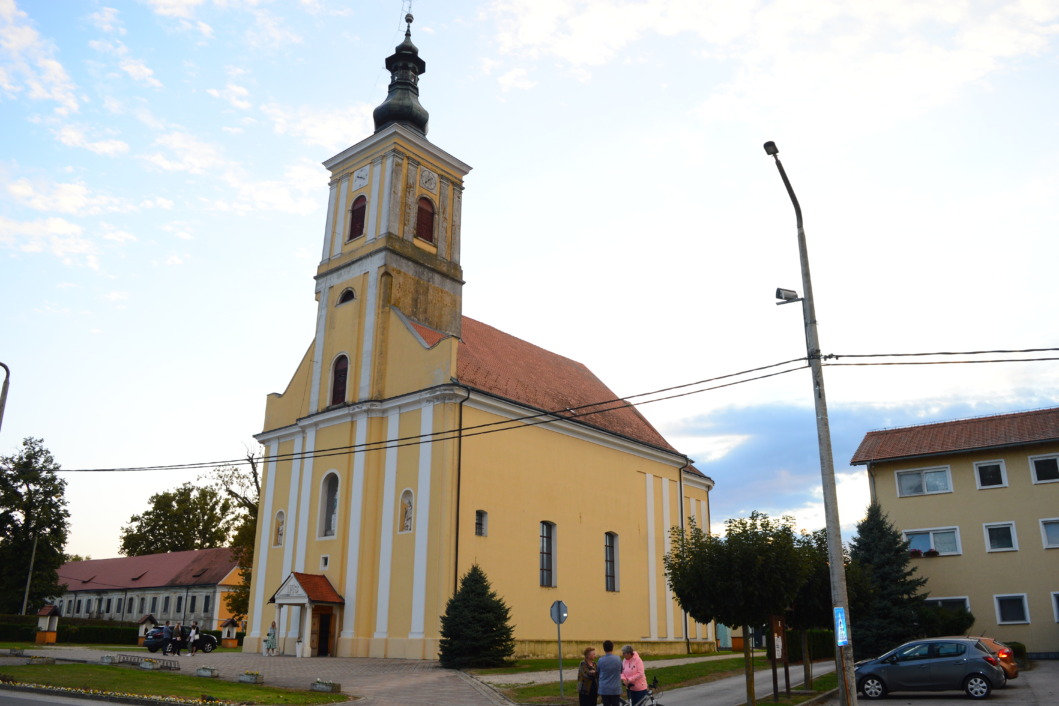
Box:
776, 287, 801, 304
763, 141, 779, 156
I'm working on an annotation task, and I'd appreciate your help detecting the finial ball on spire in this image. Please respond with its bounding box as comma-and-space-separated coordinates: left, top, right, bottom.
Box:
406, 13, 414, 25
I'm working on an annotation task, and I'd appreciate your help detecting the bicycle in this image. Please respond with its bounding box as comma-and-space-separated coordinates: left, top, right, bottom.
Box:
619, 676, 663, 706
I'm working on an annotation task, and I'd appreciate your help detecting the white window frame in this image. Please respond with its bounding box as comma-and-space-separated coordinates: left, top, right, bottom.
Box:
983, 521, 1019, 552
994, 593, 1030, 624
1040, 518, 1059, 549
320, 555, 329, 570
904, 526, 962, 555
974, 460, 1008, 489
896, 466, 953, 497
1052, 591, 1059, 623
1029, 454, 1059, 484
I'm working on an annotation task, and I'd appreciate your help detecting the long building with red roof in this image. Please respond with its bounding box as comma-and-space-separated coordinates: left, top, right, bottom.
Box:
244, 18, 713, 660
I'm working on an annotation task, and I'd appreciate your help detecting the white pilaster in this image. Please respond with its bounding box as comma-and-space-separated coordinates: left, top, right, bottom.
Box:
378, 153, 394, 236
357, 268, 377, 401
308, 288, 329, 414
645, 474, 658, 640
367, 157, 383, 241
283, 435, 304, 640
340, 417, 368, 638
374, 410, 400, 638
409, 403, 433, 639
320, 180, 338, 262
331, 174, 349, 258
295, 429, 316, 574
662, 478, 675, 639
249, 440, 279, 639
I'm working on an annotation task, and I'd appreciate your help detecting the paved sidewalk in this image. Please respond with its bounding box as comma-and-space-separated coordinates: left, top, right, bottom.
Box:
478, 651, 745, 685
0, 646, 510, 705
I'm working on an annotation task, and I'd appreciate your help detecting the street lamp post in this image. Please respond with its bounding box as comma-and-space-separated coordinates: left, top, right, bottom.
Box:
764, 141, 858, 706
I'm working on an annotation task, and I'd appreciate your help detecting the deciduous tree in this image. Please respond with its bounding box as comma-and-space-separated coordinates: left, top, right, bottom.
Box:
0, 437, 70, 613
202, 454, 260, 620
119, 483, 236, 556
665, 512, 805, 705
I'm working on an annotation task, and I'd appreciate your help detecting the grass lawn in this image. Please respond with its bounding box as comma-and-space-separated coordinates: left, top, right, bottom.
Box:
0, 663, 349, 705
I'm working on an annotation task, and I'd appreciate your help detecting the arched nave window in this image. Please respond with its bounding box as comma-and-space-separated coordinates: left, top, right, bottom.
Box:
349, 195, 367, 241
330, 355, 349, 406
320, 473, 339, 537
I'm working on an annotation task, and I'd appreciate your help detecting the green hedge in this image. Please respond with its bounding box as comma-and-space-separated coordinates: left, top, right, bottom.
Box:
0, 623, 36, 641
786, 629, 836, 662
57, 624, 139, 644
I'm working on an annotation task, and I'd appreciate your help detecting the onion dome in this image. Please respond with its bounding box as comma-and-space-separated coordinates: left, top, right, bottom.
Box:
372, 14, 429, 135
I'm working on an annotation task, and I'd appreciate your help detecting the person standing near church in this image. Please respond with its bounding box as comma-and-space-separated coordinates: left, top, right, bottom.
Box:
621, 644, 648, 705
577, 646, 598, 706
597, 640, 623, 706
162, 621, 173, 655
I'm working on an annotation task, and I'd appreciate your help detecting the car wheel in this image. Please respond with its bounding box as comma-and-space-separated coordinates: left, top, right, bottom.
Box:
964, 674, 992, 699
202, 640, 215, 653
860, 676, 887, 700
147, 646, 158, 653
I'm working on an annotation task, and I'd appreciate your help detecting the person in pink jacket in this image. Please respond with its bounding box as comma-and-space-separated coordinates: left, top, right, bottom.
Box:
620, 644, 648, 705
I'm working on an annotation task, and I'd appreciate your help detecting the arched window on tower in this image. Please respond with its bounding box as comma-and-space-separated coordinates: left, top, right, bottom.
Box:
320, 473, 339, 537
331, 355, 348, 406
349, 195, 367, 241
338, 288, 356, 304
415, 197, 435, 243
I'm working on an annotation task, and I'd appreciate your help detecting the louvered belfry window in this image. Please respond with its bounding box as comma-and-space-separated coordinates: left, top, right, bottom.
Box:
415, 197, 435, 243
331, 355, 348, 406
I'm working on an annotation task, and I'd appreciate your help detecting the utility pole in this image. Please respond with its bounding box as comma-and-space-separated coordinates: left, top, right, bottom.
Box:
764, 141, 858, 705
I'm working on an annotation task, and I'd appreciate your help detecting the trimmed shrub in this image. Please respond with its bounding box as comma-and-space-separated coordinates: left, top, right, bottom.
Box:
0, 623, 35, 641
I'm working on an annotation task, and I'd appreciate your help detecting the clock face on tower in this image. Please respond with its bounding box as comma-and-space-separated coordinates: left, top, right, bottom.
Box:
352, 167, 369, 190
419, 168, 437, 192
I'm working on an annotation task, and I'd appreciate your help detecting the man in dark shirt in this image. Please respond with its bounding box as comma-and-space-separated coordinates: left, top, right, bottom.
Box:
597, 640, 624, 706
161, 621, 173, 655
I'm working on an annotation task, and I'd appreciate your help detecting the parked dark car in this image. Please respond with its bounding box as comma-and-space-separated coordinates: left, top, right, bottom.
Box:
855, 637, 1005, 700
144, 627, 217, 654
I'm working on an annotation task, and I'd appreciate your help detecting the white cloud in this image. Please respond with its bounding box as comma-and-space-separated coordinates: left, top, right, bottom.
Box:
0, 0, 79, 114
162, 222, 194, 240
247, 9, 303, 48
103, 290, 129, 301
141, 131, 228, 174
100, 224, 136, 243
142, 0, 205, 20
0, 215, 98, 268
207, 83, 252, 110
88, 38, 163, 88
497, 67, 536, 91
164, 252, 185, 265
89, 7, 125, 35
260, 102, 374, 150
7, 177, 132, 214
52, 124, 129, 155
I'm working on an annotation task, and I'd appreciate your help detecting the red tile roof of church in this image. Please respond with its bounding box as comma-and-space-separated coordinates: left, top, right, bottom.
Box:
455, 316, 678, 453
57, 548, 238, 593
290, 572, 344, 604
851, 406, 1059, 465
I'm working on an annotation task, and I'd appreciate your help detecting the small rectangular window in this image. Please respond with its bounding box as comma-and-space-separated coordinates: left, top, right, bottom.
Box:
151, 596, 158, 613
975, 461, 1007, 489
1052, 592, 1059, 623
905, 527, 961, 555
984, 522, 1018, 552
475, 510, 488, 537
204, 594, 212, 613
189, 595, 197, 613
139, 597, 146, 613
539, 521, 556, 587
995, 594, 1029, 624
896, 467, 952, 497
1031, 455, 1059, 483
321, 555, 330, 570
163, 596, 170, 613
105, 598, 112, 613
176, 596, 183, 613
604, 532, 619, 592
1041, 519, 1059, 548
76, 600, 82, 614
116, 598, 122, 613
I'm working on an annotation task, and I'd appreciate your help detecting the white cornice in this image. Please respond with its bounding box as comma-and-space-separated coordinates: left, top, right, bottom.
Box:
323, 124, 471, 178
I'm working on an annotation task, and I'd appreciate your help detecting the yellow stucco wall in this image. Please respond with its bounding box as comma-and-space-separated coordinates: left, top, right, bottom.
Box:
870, 442, 1059, 653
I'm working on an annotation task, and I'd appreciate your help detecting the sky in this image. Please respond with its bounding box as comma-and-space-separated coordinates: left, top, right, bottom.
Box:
2, 0, 1059, 559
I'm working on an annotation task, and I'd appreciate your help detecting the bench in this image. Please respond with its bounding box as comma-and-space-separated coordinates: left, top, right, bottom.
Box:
115, 654, 180, 671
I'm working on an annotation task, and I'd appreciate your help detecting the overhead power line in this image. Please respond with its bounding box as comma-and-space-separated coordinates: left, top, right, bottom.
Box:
50, 345, 1059, 474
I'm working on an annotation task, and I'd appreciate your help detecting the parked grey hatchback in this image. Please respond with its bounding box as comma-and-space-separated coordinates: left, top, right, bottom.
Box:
855, 637, 1006, 700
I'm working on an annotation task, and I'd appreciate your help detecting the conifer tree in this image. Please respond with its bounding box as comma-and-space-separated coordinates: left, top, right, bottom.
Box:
848, 503, 927, 659
438, 564, 516, 668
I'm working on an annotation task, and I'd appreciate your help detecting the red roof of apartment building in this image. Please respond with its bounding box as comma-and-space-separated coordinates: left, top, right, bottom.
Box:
57, 548, 238, 593
851, 407, 1059, 465
455, 316, 678, 453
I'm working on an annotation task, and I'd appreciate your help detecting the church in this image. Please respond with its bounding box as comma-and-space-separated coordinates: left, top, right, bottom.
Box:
243, 16, 714, 659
